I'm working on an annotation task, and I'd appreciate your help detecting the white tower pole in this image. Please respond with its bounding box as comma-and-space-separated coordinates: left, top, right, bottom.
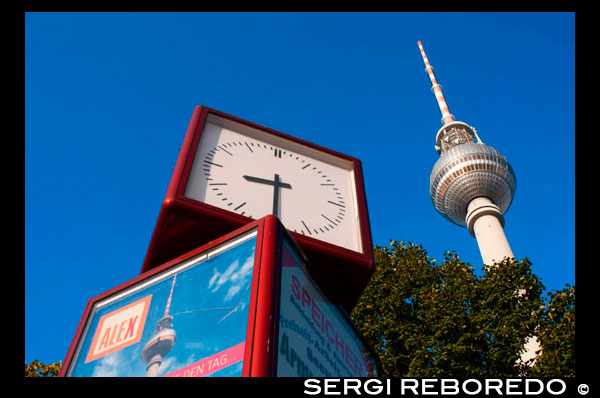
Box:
466, 197, 514, 266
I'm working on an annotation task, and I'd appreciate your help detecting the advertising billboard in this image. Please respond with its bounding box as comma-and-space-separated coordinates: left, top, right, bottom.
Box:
63, 229, 257, 377
61, 215, 379, 377
277, 237, 378, 377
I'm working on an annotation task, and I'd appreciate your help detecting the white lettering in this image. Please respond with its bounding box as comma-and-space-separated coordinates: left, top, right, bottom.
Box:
506, 379, 522, 395
344, 379, 362, 395
401, 379, 419, 395
547, 379, 566, 395
324, 379, 341, 395
303, 378, 566, 396
525, 379, 544, 395
441, 379, 459, 395
422, 379, 438, 395
364, 379, 383, 395
304, 379, 321, 395
462, 379, 482, 395
485, 379, 503, 395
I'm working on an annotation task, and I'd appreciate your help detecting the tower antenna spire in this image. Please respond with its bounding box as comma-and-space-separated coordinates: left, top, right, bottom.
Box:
164, 274, 176, 317
417, 40, 455, 126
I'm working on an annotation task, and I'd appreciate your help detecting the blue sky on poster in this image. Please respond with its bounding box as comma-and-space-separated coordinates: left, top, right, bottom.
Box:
25, 12, 574, 364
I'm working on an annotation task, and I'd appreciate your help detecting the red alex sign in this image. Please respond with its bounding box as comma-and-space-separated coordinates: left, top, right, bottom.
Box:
85, 296, 152, 363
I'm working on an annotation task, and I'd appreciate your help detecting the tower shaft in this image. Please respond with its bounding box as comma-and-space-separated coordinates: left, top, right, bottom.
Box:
466, 197, 514, 266
145, 354, 163, 377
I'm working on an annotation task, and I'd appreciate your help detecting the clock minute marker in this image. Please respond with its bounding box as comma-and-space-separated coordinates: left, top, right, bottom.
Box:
321, 214, 338, 226
301, 220, 312, 235
218, 145, 233, 156
327, 200, 345, 208
203, 160, 223, 168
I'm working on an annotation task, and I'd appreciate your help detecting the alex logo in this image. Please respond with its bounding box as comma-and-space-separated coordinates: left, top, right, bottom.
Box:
85, 295, 152, 363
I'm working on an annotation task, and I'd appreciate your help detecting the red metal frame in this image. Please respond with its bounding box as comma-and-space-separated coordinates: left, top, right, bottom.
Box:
141, 106, 374, 311
244, 215, 280, 376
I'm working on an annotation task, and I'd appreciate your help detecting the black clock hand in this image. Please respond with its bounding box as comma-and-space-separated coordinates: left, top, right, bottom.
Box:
242, 174, 292, 216
242, 174, 291, 189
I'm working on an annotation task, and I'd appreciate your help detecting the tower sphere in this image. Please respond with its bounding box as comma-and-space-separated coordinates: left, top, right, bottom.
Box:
429, 127, 516, 227
141, 315, 176, 364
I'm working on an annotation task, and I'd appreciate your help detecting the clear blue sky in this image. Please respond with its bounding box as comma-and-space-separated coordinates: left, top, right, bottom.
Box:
25, 12, 575, 365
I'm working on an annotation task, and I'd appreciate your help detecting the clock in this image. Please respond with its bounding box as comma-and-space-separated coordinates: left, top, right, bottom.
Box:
184, 112, 363, 253
142, 106, 373, 310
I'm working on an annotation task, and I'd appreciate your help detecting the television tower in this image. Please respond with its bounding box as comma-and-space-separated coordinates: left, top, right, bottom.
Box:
418, 41, 540, 364
142, 275, 177, 377
418, 40, 517, 266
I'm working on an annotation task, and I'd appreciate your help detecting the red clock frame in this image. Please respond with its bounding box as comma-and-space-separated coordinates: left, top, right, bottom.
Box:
60, 215, 380, 377
141, 106, 374, 311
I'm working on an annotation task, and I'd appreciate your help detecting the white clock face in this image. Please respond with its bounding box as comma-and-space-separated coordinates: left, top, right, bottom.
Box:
184, 114, 363, 253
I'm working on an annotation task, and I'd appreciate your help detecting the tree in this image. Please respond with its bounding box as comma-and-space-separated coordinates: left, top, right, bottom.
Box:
25, 360, 62, 377
524, 285, 575, 377
350, 241, 549, 377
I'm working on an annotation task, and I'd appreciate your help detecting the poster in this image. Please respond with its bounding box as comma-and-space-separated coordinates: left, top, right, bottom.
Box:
276, 238, 378, 377
66, 231, 257, 377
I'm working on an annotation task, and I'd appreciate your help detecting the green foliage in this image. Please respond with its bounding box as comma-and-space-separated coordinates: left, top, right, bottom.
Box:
25, 359, 62, 377
524, 285, 575, 377
351, 241, 573, 377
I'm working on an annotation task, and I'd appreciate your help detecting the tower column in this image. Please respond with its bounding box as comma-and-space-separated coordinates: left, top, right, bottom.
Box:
466, 197, 514, 266
145, 354, 163, 377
